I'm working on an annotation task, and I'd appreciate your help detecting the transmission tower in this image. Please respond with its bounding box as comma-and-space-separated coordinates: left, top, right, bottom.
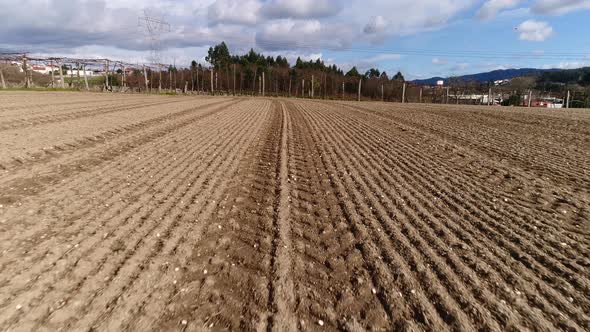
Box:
138, 10, 171, 64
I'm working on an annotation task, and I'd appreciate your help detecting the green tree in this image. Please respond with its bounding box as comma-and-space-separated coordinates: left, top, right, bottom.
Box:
206, 41, 231, 70
346, 66, 361, 77
393, 71, 405, 82
501, 94, 522, 106
365, 68, 381, 78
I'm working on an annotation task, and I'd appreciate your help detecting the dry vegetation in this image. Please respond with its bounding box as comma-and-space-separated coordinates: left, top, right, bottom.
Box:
0, 91, 588, 331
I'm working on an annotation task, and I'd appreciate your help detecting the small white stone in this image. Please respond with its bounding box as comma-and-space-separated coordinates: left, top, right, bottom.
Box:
318, 319, 324, 326
411, 289, 416, 295
175, 267, 180, 272
16, 304, 22, 310
203, 269, 208, 274
181, 319, 187, 325
156, 233, 160, 238
371, 288, 377, 294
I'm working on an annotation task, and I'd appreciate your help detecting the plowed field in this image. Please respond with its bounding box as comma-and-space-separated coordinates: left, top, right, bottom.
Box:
0, 91, 589, 331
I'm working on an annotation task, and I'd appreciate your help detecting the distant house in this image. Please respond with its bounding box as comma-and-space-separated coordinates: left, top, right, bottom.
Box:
521, 96, 564, 108
66, 69, 96, 77
493, 79, 510, 86
31, 65, 60, 75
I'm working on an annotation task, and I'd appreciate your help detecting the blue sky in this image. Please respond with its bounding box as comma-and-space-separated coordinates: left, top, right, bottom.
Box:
0, 0, 589, 79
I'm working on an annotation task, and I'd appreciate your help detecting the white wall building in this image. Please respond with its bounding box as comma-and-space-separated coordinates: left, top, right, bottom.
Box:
66, 69, 95, 77
31, 65, 60, 75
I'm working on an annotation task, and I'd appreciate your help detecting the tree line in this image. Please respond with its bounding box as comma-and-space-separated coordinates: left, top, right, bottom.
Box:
177, 41, 407, 100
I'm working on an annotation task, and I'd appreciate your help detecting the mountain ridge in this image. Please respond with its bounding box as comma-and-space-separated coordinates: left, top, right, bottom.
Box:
412, 68, 560, 85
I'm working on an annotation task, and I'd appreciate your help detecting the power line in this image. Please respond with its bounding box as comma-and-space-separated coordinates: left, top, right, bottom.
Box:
138, 10, 171, 64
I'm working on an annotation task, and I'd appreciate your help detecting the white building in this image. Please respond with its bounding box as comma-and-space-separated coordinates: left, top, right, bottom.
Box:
493, 79, 510, 86
66, 69, 95, 77
31, 65, 60, 75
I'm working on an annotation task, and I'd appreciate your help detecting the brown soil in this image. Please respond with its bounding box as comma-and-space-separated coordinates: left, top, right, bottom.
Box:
0, 91, 588, 331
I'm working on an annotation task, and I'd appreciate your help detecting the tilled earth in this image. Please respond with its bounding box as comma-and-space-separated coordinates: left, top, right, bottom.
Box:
0, 91, 588, 331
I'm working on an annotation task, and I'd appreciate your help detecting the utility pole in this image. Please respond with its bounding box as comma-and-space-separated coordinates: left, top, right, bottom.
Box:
342, 81, 345, 99
143, 65, 149, 91
262, 72, 265, 97
402, 83, 407, 103
69, 64, 74, 88
122, 65, 127, 89
104, 60, 109, 91
138, 10, 171, 71
76, 62, 81, 89
381, 84, 384, 102
358, 78, 362, 102
22, 54, 28, 88
83, 64, 89, 91
419, 88, 423, 103
302, 79, 305, 98
50, 59, 55, 88
233, 63, 236, 95
311, 75, 314, 98
0, 67, 6, 89
566, 90, 570, 108
158, 64, 162, 92
191, 65, 194, 92
488, 87, 492, 106
528, 90, 532, 107
210, 69, 214, 94
59, 61, 65, 89
446, 87, 450, 104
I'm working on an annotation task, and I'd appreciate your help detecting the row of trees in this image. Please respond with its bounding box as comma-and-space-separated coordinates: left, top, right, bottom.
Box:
192, 42, 407, 99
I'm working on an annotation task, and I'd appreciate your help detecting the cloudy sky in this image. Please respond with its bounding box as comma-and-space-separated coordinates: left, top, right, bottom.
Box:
1, 0, 589, 78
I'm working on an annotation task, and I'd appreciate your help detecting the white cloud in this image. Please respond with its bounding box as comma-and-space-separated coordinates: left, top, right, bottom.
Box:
451, 62, 470, 71
0, 0, 485, 75
477, 0, 522, 20
432, 57, 449, 65
541, 61, 590, 69
532, 0, 590, 15
336, 54, 402, 73
516, 20, 554, 41
255, 19, 354, 50
350, 0, 476, 41
261, 0, 341, 19
367, 54, 402, 61
208, 0, 261, 26
363, 16, 389, 34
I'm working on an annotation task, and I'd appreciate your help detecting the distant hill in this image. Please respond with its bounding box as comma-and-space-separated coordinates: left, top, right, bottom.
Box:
412, 68, 556, 85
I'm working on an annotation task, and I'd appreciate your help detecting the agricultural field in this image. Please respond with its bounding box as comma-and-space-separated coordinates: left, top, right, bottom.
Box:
0, 91, 589, 331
